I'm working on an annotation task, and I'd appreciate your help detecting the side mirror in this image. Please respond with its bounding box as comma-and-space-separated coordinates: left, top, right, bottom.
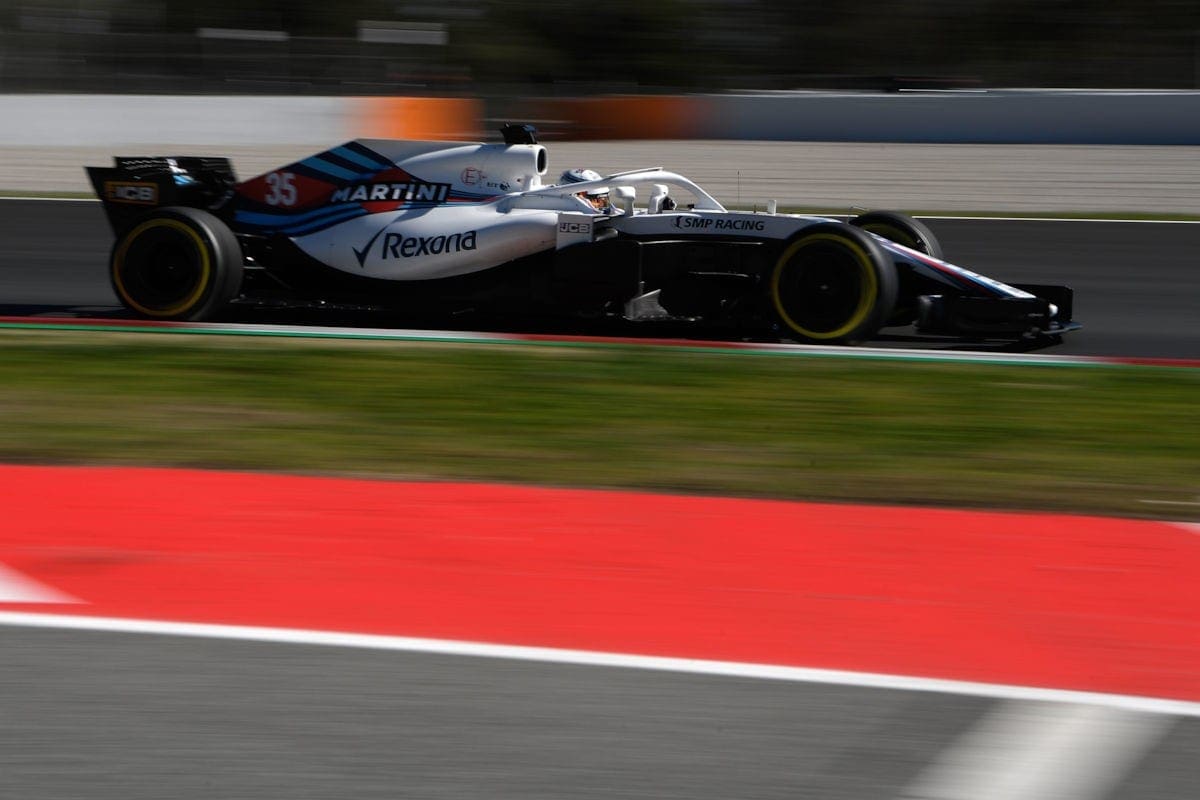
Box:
612, 185, 636, 216
647, 184, 669, 214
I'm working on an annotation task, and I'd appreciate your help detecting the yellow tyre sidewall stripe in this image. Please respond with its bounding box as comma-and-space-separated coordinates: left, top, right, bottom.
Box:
112, 218, 212, 318
771, 233, 879, 340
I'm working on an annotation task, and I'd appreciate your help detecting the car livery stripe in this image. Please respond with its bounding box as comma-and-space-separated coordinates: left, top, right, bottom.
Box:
908, 253, 1009, 295
238, 195, 493, 228
280, 207, 370, 236
339, 141, 397, 170
272, 161, 367, 188
297, 155, 376, 183
243, 196, 483, 235
234, 208, 369, 237
315, 149, 384, 177
880, 240, 1031, 298
235, 202, 366, 228
329, 144, 393, 172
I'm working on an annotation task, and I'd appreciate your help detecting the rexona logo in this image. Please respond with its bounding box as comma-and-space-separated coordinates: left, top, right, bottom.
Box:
372, 230, 478, 261
104, 181, 158, 205
353, 220, 479, 267
331, 182, 451, 203
674, 216, 765, 232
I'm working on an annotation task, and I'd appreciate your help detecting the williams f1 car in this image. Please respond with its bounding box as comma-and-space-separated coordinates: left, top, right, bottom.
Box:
86, 124, 1077, 345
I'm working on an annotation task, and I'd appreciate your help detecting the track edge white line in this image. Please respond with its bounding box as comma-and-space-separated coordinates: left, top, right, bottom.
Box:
1, 611, 1195, 718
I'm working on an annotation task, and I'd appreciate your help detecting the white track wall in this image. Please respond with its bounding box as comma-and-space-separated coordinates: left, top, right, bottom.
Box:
4, 91, 1200, 148
700, 91, 1200, 144
0, 95, 352, 147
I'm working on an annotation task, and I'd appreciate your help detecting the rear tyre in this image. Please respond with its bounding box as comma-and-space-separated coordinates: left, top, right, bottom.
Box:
850, 210, 943, 259
768, 223, 897, 344
110, 206, 243, 321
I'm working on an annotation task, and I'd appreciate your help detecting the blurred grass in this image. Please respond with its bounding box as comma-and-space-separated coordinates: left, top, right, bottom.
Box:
1, 332, 1196, 519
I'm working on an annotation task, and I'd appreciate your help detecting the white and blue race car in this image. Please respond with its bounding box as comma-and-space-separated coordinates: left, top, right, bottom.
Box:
86, 124, 1076, 344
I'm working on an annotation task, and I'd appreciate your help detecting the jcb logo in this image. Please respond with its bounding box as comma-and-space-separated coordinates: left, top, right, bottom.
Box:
105, 181, 158, 205
558, 222, 592, 234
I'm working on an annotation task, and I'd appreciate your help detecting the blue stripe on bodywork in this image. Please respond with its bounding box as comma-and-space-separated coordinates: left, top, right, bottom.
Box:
330, 145, 393, 172
281, 207, 369, 236
299, 156, 374, 182
342, 141, 396, 168
879, 240, 1008, 296
235, 202, 362, 228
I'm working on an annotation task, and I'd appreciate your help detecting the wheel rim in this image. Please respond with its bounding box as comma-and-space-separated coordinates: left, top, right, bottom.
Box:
113, 219, 211, 317
771, 234, 878, 339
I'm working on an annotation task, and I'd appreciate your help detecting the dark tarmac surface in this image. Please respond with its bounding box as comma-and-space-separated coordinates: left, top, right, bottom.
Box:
1, 199, 1198, 358
1, 628, 1197, 800
2, 199, 1198, 799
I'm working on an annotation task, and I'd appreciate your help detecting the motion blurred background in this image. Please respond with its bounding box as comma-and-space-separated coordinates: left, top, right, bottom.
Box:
3, 0, 1199, 95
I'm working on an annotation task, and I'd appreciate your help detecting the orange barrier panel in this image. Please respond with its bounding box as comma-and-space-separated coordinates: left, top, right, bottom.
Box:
357, 96, 483, 141
533, 95, 710, 140
357, 95, 705, 142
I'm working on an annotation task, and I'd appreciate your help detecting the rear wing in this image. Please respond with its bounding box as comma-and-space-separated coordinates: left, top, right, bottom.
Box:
85, 156, 238, 235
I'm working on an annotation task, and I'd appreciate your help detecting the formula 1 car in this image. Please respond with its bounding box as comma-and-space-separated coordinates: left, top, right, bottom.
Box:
86, 124, 1077, 345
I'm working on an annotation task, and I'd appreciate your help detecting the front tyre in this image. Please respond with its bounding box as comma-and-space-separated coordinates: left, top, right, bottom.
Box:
849, 210, 943, 259
769, 223, 898, 344
110, 207, 243, 321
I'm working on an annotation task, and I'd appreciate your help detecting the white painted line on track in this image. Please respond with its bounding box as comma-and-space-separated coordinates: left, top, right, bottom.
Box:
0, 564, 79, 604
0, 611, 1197, 718
897, 701, 1175, 800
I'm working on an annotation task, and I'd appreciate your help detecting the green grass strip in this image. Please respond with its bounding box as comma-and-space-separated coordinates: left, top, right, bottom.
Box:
1, 332, 1196, 519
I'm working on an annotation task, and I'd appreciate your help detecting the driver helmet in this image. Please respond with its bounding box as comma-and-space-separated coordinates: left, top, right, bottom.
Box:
559, 168, 609, 210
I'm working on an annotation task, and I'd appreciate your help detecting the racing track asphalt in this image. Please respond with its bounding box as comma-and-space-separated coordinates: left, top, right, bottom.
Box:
2, 199, 1200, 799
2, 627, 1197, 800
1, 199, 1198, 359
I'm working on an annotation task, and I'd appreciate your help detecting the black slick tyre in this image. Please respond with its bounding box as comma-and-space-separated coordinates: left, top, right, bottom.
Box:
768, 223, 898, 344
110, 206, 243, 321
849, 210, 943, 259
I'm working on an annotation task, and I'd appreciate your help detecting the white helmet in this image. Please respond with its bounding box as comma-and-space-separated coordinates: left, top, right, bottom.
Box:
559, 168, 603, 188
559, 168, 609, 211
